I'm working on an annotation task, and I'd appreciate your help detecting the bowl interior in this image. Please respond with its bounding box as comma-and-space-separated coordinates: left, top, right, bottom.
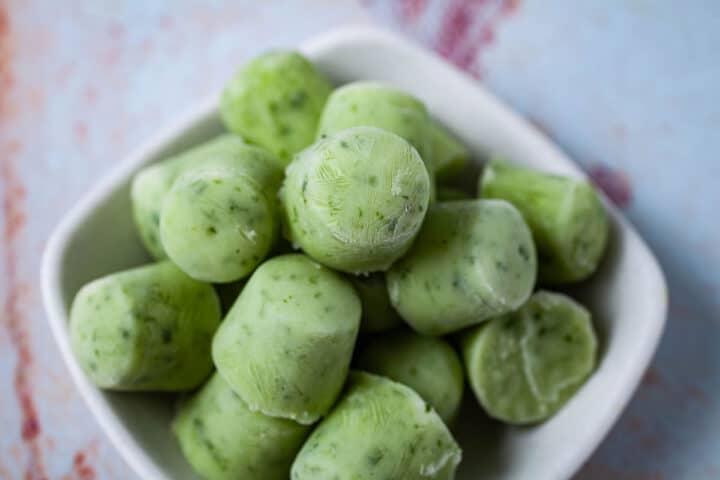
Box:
44, 28, 667, 480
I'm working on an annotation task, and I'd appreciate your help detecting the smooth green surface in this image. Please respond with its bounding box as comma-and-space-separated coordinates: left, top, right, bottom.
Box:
462, 291, 597, 424
429, 119, 469, 180
317, 81, 436, 201
212, 254, 361, 424
356, 330, 464, 423
130, 134, 245, 259
349, 273, 402, 333
173, 373, 309, 480
479, 158, 609, 284
281, 126, 431, 273
388, 199, 537, 335
69, 261, 221, 391
220, 50, 332, 163
159, 143, 283, 283
291, 371, 461, 480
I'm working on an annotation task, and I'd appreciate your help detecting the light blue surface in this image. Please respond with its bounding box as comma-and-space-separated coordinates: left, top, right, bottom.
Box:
0, 1, 718, 479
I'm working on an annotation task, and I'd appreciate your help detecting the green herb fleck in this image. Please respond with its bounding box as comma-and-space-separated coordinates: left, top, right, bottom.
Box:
161, 328, 173, 343
367, 448, 384, 466
191, 180, 208, 195
289, 90, 307, 108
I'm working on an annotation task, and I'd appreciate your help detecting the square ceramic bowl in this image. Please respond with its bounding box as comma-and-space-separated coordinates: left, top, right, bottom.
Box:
41, 27, 667, 480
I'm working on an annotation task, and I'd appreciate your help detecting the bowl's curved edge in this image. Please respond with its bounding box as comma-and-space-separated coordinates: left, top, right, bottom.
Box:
555, 212, 668, 480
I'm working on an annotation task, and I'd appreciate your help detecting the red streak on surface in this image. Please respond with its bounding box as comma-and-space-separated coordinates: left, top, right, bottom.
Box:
71, 453, 96, 480
435, 0, 521, 78
400, 0, 427, 22
108, 21, 125, 41
527, 115, 554, 139
100, 46, 122, 67
687, 385, 710, 406
612, 124, 628, 143
158, 14, 174, 30
74, 121, 88, 143
2, 156, 46, 480
84, 86, 97, 105
588, 163, 633, 208
705, 466, 720, 477
1, 6, 47, 480
627, 414, 643, 433
436, 0, 473, 61
0, 462, 12, 480
641, 366, 663, 388
0, 6, 14, 117
61, 440, 99, 480
140, 37, 154, 54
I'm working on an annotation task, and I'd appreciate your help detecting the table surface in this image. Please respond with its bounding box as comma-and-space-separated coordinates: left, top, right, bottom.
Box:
1, 1, 718, 479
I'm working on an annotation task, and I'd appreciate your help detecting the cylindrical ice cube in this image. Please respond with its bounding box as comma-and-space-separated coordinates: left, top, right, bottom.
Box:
173, 373, 310, 480
356, 330, 464, 423
479, 158, 609, 284
461, 291, 598, 424
281, 126, 431, 273
159, 143, 283, 283
220, 50, 332, 163
69, 261, 221, 391
291, 371, 462, 480
212, 254, 361, 424
387, 199, 537, 335
131, 134, 245, 259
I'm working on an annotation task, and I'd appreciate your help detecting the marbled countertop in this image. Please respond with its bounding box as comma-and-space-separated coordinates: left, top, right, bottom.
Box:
1, 1, 718, 478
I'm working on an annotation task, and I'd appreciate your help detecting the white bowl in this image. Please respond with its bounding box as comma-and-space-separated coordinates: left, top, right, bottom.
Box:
41, 27, 667, 480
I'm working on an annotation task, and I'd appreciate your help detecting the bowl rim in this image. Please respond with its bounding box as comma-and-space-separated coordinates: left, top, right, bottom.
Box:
41, 26, 668, 480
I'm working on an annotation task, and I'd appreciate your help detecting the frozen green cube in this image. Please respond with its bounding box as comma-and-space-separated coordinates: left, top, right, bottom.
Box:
387, 199, 537, 335
131, 134, 245, 259
461, 291, 598, 424
173, 373, 310, 480
356, 330, 464, 423
479, 158, 609, 284
281, 126, 431, 273
291, 371, 462, 480
212, 254, 361, 424
317, 81, 436, 200
220, 50, 332, 163
69, 261, 221, 391
159, 142, 283, 283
